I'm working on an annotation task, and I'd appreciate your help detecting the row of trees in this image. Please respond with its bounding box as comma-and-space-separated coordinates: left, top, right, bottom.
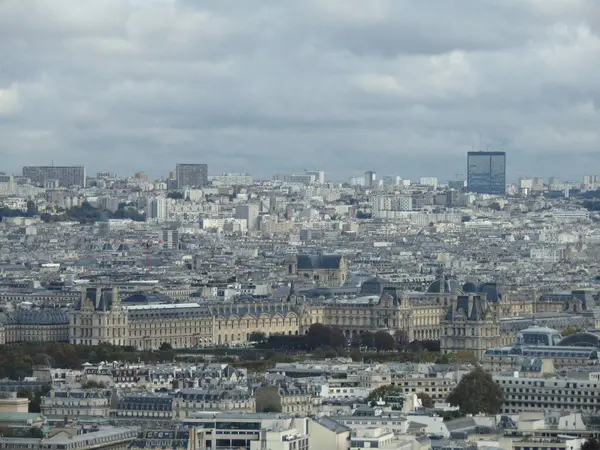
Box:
0, 342, 174, 380
251, 324, 401, 352
365, 366, 504, 416
0, 201, 38, 221
41, 202, 145, 223
0, 201, 145, 223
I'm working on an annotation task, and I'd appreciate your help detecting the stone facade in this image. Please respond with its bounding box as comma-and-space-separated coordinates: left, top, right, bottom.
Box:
0, 309, 69, 344
287, 254, 348, 287
439, 294, 502, 360
69, 288, 129, 346
69, 287, 313, 350
5, 281, 573, 356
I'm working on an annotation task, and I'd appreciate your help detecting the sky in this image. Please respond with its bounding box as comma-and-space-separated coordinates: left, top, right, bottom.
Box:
0, 0, 599, 182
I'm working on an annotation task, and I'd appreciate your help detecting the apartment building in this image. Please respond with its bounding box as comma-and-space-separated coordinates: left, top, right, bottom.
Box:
255, 383, 320, 416
41, 388, 112, 418
494, 372, 600, 414
22, 165, 86, 188
173, 388, 255, 418
390, 371, 457, 400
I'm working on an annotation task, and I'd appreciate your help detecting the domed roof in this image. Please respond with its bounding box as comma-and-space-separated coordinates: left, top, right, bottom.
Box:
123, 292, 173, 305
520, 324, 559, 334
558, 331, 600, 348
427, 279, 463, 294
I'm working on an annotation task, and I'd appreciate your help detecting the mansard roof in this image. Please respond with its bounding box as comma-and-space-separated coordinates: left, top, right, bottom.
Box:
444, 295, 490, 321
297, 254, 343, 270
123, 292, 173, 305
462, 282, 505, 302
4, 308, 69, 325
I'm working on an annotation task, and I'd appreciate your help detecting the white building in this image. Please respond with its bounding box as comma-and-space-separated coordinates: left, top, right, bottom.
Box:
419, 177, 438, 189
495, 372, 600, 414
0, 175, 16, 195
305, 170, 325, 184
148, 197, 169, 222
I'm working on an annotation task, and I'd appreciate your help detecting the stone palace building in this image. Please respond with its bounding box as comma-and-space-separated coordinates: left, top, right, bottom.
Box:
0, 274, 594, 359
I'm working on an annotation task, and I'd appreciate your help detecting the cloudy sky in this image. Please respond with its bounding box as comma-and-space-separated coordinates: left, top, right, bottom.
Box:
0, 0, 598, 181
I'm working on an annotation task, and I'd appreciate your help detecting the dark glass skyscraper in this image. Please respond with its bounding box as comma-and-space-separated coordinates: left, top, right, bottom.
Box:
176, 163, 208, 188
467, 151, 506, 195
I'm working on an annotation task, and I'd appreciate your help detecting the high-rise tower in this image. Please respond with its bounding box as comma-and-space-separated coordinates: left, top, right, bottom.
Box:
467, 151, 506, 195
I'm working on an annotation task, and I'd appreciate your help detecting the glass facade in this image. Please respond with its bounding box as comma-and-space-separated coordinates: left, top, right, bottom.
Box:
467, 151, 506, 195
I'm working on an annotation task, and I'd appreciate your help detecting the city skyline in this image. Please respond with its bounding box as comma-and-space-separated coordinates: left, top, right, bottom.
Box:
7, 158, 597, 185
0, 1, 599, 180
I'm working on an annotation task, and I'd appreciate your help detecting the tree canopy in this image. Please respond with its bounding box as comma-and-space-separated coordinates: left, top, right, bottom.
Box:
374, 331, 396, 351
305, 323, 345, 350
249, 331, 267, 342
447, 366, 504, 414
583, 438, 600, 450
40, 202, 145, 223
417, 392, 434, 408
561, 326, 583, 337
366, 385, 404, 409
159, 342, 173, 351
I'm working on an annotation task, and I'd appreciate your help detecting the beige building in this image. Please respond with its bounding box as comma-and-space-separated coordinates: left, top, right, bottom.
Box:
173, 389, 255, 418
60, 281, 558, 354
0, 309, 69, 345
390, 372, 456, 400
439, 294, 502, 360
41, 388, 112, 418
69, 287, 312, 350
255, 384, 320, 416
0, 393, 29, 413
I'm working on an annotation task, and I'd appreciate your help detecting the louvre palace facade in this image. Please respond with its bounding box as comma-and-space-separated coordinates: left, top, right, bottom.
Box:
0, 280, 589, 356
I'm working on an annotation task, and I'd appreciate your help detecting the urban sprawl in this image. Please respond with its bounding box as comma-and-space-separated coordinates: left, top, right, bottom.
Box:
1, 152, 600, 450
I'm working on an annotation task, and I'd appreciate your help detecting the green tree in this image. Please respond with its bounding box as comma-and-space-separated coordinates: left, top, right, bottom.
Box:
167, 191, 184, 200
81, 380, 107, 389
374, 331, 396, 352
454, 350, 477, 364
435, 354, 451, 364
561, 326, 583, 337
29, 385, 51, 413
366, 385, 404, 409
360, 331, 375, 348
447, 367, 503, 414
306, 324, 346, 350
262, 405, 282, 413
159, 342, 173, 351
26, 201, 38, 216
249, 331, 266, 342
17, 388, 33, 400
582, 437, 600, 450
330, 327, 346, 349
417, 392, 434, 408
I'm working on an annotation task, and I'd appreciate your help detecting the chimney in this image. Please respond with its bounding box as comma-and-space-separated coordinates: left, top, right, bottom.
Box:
467, 294, 474, 318
112, 287, 120, 307
95, 287, 102, 309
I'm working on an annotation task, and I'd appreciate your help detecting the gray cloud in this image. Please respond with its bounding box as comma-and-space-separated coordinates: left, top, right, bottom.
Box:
0, 0, 599, 181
